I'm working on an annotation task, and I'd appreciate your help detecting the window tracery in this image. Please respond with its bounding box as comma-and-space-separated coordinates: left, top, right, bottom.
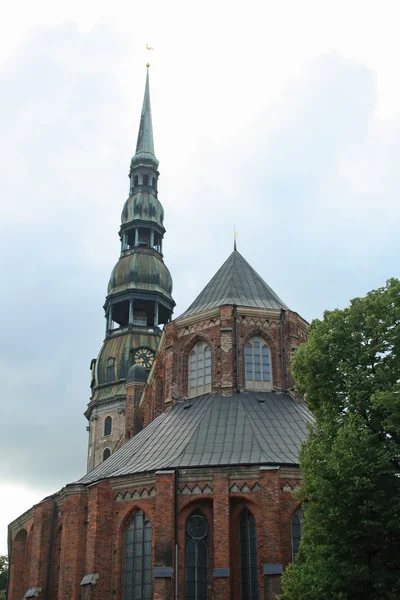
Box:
124, 510, 152, 600
244, 337, 272, 391
185, 512, 209, 600
239, 509, 259, 600
291, 508, 304, 562
188, 342, 211, 397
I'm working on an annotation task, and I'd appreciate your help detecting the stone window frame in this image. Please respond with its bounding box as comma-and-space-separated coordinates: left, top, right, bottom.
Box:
243, 334, 273, 392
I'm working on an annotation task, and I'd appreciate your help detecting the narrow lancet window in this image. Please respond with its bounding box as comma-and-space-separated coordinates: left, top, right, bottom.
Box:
188, 342, 212, 398
104, 416, 112, 436
292, 508, 304, 562
124, 511, 152, 600
244, 337, 272, 391
239, 509, 259, 600
102, 448, 111, 461
186, 513, 209, 600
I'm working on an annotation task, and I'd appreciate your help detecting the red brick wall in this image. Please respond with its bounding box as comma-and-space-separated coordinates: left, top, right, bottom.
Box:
8, 467, 303, 600
140, 306, 308, 427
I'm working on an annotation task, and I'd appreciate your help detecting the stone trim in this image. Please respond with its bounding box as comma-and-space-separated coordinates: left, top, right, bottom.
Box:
229, 482, 260, 493
115, 487, 156, 501
179, 484, 213, 496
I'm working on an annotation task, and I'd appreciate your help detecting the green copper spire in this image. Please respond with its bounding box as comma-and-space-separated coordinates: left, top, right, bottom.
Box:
135, 67, 156, 160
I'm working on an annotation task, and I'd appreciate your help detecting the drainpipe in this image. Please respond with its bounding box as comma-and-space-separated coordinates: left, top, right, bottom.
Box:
44, 497, 57, 600
174, 470, 179, 600
233, 305, 240, 393
279, 309, 286, 393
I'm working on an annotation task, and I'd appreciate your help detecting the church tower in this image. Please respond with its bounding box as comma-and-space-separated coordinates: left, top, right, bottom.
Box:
85, 68, 175, 471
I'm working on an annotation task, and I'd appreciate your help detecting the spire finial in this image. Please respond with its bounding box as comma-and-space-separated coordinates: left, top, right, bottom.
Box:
234, 226, 238, 251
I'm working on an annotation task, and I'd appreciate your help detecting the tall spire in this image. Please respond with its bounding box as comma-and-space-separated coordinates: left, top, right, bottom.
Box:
135, 67, 156, 158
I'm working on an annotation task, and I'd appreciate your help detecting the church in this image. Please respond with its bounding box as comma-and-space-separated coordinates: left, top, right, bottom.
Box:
8, 68, 312, 600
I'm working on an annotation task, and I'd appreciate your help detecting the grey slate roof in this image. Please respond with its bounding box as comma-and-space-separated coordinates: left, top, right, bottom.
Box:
78, 392, 313, 485
178, 251, 288, 318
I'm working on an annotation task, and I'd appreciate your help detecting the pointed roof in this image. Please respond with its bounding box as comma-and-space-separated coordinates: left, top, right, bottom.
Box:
133, 68, 157, 164
78, 392, 313, 485
179, 250, 288, 318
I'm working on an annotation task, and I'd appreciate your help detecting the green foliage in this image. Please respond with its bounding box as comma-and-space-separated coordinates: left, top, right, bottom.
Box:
281, 279, 400, 600
0, 555, 8, 591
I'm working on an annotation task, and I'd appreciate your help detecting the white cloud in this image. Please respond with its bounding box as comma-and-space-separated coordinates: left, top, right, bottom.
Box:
1, 5, 400, 554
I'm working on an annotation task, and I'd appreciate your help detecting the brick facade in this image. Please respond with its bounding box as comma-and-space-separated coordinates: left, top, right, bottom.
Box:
140, 305, 308, 425
8, 466, 302, 600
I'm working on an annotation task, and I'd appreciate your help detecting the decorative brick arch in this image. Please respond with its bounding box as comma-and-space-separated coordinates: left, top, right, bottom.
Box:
183, 333, 213, 357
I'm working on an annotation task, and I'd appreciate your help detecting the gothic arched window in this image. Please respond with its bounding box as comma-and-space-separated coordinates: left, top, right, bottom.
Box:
104, 416, 112, 436
239, 509, 259, 600
188, 342, 212, 398
102, 448, 111, 462
186, 512, 209, 600
244, 337, 272, 391
107, 357, 115, 383
124, 511, 152, 600
292, 508, 304, 562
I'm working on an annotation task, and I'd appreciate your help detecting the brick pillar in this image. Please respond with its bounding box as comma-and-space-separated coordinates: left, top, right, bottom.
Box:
83, 480, 113, 599
219, 306, 235, 396
27, 499, 54, 591
153, 470, 175, 600
163, 323, 177, 405
260, 467, 282, 600
58, 487, 88, 600
213, 473, 231, 599
125, 380, 145, 441
8, 527, 29, 600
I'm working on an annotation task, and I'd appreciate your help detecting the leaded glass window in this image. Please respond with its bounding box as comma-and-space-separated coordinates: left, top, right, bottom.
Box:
239, 509, 259, 600
107, 357, 115, 383
292, 508, 303, 562
188, 342, 212, 398
186, 513, 208, 600
244, 337, 272, 391
124, 511, 152, 600
104, 416, 112, 436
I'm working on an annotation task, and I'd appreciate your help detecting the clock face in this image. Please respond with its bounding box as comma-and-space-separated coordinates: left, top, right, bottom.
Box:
134, 347, 155, 369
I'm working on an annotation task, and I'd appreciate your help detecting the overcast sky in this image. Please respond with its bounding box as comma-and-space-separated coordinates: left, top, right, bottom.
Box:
1, 0, 400, 553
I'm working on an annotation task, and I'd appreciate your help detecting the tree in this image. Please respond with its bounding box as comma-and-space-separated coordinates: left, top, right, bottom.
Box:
0, 554, 8, 591
280, 278, 400, 600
